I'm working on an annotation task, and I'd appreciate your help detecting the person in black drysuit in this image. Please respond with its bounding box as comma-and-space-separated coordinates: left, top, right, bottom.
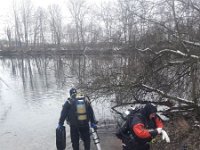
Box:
120, 104, 164, 150
57, 88, 97, 150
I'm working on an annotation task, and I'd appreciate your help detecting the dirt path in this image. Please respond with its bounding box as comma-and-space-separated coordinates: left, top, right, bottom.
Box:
79, 127, 122, 150
91, 131, 122, 150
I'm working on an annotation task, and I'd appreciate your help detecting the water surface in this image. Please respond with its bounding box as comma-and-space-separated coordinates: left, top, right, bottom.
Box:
0, 55, 124, 150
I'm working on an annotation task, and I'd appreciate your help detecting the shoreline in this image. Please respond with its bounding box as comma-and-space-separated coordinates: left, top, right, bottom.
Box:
0, 49, 134, 57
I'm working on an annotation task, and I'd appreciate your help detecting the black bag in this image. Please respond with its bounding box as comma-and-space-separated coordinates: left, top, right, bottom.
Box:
116, 107, 140, 140
56, 126, 66, 150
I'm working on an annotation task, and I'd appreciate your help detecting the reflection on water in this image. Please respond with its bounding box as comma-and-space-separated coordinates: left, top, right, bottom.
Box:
0, 54, 132, 150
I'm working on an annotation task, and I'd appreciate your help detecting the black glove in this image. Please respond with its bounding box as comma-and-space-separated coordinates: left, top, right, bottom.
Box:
91, 123, 97, 130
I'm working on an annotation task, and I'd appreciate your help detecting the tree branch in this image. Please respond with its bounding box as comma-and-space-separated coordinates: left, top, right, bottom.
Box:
140, 84, 194, 105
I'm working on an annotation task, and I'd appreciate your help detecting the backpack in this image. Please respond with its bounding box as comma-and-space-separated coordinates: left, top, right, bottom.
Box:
66, 96, 89, 126
116, 107, 141, 140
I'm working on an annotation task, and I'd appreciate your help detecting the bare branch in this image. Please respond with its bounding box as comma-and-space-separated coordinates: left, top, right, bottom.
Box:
140, 84, 194, 105
137, 47, 200, 60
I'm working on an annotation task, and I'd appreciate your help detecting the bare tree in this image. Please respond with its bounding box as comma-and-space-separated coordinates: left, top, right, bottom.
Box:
116, 0, 140, 45
5, 26, 12, 48
13, 0, 22, 48
67, 0, 89, 49
48, 4, 63, 47
99, 2, 115, 43
33, 7, 47, 47
21, 0, 33, 47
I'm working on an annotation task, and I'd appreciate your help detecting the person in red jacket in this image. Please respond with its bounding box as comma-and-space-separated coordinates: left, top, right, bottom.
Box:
122, 103, 164, 150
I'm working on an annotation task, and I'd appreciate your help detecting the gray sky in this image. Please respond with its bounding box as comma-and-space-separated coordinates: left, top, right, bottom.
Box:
0, 0, 106, 39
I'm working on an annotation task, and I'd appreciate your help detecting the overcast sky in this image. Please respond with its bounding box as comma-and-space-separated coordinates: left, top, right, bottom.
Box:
0, 0, 107, 39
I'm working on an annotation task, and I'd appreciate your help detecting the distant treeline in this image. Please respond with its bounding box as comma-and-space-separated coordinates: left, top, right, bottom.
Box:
1, 0, 200, 52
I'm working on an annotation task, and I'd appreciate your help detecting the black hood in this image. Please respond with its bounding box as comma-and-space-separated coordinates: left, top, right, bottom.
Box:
140, 103, 157, 118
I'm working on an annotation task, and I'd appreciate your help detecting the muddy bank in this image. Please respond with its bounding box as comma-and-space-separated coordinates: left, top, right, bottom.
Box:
152, 115, 200, 150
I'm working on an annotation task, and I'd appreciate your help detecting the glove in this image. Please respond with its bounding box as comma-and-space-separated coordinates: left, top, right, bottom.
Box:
161, 130, 170, 143
156, 128, 163, 134
56, 124, 62, 130
91, 123, 97, 130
